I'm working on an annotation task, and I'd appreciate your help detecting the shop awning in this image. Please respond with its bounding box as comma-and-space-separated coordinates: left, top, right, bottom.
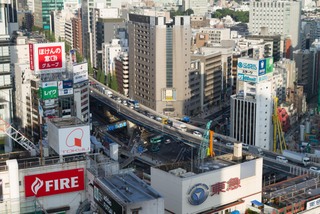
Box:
251, 200, 264, 206
231, 210, 240, 214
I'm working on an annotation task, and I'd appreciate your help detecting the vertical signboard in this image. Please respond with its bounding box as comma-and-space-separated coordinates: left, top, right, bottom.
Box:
29, 44, 34, 70
258, 59, 266, 76
266, 57, 274, 74
29, 42, 66, 74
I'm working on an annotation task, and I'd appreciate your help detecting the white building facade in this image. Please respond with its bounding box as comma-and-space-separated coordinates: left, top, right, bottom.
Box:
249, 0, 301, 50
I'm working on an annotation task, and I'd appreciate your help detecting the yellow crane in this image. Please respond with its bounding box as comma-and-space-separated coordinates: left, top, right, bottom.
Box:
272, 97, 287, 152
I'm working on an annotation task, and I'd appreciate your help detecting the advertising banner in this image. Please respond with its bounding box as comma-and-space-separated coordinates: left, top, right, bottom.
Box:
50, 125, 90, 155
258, 59, 266, 76
29, 44, 34, 70
73, 63, 88, 84
237, 73, 257, 83
237, 58, 259, 76
59, 88, 74, 96
39, 81, 58, 100
266, 57, 274, 74
25, 168, 85, 197
30, 42, 66, 74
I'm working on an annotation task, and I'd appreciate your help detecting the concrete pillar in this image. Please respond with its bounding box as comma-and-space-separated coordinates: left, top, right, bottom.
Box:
126, 120, 136, 136
6, 159, 20, 214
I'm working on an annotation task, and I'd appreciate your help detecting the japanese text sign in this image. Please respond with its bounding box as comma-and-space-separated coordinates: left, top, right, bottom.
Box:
29, 42, 66, 74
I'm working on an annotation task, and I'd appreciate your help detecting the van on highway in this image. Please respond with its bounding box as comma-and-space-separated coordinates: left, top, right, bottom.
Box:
276, 156, 288, 163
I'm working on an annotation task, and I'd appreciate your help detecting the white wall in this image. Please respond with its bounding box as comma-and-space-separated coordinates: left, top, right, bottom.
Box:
151, 158, 263, 214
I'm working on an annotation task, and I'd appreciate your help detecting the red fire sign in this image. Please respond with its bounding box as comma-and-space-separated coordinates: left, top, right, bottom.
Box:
24, 168, 85, 197
38, 46, 63, 70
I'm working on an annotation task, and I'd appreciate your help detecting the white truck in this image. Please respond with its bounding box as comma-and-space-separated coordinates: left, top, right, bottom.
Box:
248, 145, 264, 155
172, 121, 187, 132
282, 150, 310, 166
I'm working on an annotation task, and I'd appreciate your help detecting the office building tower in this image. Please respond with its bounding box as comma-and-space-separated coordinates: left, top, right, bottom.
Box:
34, 0, 64, 30
115, 52, 129, 96
246, 34, 281, 62
0, 2, 15, 152
128, 14, 191, 116
191, 49, 222, 111
293, 50, 311, 100
249, 0, 301, 51
92, 8, 125, 70
182, 0, 208, 16
230, 57, 274, 149
231, 81, 273, 149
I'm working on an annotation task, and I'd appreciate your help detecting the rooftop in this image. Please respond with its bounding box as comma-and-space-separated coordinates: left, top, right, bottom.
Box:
49, 117, 85, 128
155, 153, 258, 177
96, 172, 162, 204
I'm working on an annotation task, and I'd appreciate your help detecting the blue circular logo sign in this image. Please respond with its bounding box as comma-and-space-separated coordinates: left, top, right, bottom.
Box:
237, 62, 243, 68
188, 183, 209, 205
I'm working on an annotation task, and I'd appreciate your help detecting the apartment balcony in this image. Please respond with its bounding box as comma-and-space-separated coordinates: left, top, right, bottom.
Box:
123, 61, 128, 65
123, 75, 129, 79
123, 70, 129, 74
123, 65, 129, 70
123, 83, 129, 88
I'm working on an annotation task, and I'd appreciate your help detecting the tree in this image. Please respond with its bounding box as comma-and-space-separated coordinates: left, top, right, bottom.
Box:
76, 51, 83, 63
185, 9, 194, 15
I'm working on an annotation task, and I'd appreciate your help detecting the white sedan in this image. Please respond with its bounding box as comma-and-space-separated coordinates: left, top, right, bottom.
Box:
226, 143, 234, 148
193, 131, 202, 137
242, 143, 249, 150
310, 167, 320, 173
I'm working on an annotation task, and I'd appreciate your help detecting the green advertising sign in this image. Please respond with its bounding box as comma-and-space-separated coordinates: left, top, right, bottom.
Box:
39, 86, 58, 100
266, 57, 274, 74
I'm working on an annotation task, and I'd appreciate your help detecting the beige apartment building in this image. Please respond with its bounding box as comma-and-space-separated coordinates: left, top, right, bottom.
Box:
128, 14, 191, 116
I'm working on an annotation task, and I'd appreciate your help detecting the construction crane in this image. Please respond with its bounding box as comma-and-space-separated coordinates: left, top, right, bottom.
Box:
198, 120, 215, 162
272, 97, 287, 153
0, 117, 39, 156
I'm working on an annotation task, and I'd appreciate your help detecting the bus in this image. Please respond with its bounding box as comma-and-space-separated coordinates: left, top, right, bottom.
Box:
150, 135, 163, 144
128, 100, 139, 109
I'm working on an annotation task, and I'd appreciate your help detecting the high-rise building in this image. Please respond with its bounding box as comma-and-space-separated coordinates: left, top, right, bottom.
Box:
115, 52, 129, 96
0, 1, 15, 152
182, 0, 208, 16
128, 14, 191, 116
231, 81, 273, 149
230, 57, 274, 149
293, 49, 311, 99
71, 10, 83, 55
249, 0, 301, 51
92, 8, 125, 70
191, 49, 222, 111
34, 0, 64, 30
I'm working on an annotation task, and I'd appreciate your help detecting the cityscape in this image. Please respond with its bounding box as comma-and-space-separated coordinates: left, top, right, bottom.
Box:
0, 0, 320, 213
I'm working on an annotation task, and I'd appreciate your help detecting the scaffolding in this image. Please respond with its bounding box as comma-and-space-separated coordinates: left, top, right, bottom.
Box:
273, 97, 287, 153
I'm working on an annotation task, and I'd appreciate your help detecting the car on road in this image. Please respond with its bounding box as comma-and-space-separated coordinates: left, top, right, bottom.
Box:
276, 155, 288, 163
164, 139, 171, 144
309, 166, 320, 173
192, 131, 202, 137
242, 143, 249, 150
226, 143, 234, 148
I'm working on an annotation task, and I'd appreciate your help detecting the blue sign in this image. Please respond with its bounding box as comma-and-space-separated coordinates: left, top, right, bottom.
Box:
106, 121, 127, 131
188, 183, 209, 205
237, 61, 257, 70
63, 80, 73, 88
238, 73, 257, 83
258, 59, 266, 76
